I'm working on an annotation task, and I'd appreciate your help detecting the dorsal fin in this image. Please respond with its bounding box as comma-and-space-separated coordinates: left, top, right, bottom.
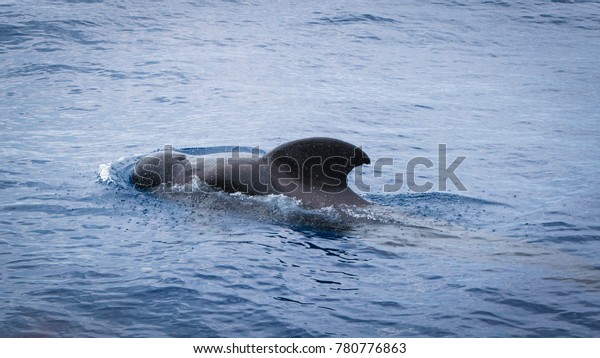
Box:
265, 137, 370, 196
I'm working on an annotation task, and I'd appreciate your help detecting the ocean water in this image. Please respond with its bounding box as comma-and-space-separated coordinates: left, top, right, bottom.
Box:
1, 0, 600, 337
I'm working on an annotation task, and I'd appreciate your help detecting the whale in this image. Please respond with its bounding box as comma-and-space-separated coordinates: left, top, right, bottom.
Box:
131, 137, 371, 208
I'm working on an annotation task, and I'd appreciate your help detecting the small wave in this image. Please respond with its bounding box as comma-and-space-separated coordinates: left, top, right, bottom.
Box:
369, 192, 507, 207
12, 19, 104, 46
368, 192, 508, 225
533, 234, 600, 244
310, 14, 399, 25
0, 24, 32, 46
64, 0, 104, 3
550, 0, 600, 3
516, 7, 600, 31
3, 63, 96, 78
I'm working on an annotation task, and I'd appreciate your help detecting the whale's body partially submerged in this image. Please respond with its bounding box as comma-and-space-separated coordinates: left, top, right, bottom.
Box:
131, 137, 371, 208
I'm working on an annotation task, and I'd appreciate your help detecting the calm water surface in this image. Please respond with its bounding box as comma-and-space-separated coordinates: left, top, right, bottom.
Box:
1, 0, 600, 337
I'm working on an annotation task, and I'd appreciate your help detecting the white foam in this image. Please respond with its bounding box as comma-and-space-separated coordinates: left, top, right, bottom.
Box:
97, 163, 114, 184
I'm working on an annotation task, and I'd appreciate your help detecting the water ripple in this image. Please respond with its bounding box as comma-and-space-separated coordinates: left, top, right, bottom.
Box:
1, 0, 599, 338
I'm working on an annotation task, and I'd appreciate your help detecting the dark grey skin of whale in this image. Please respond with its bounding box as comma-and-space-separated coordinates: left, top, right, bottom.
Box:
131, 137, 371, 208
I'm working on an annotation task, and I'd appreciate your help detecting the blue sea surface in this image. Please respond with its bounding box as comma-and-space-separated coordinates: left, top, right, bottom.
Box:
1, 0, 600, 337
